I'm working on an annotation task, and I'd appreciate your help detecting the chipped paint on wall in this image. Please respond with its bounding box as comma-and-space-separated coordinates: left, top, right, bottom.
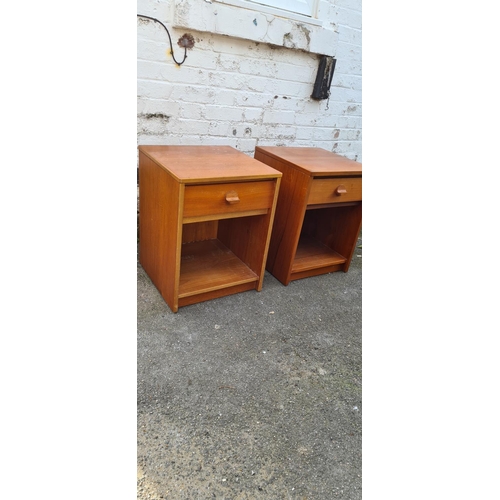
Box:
171, 0, 338, 56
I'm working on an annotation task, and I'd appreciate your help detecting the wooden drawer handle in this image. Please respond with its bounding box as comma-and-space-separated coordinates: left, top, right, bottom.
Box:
335, 184, 347, 196
225, 190, 240, 204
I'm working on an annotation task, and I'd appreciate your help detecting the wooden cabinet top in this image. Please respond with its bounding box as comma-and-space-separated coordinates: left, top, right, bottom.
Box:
139, 145, 282, 184
255, 146, 362, 177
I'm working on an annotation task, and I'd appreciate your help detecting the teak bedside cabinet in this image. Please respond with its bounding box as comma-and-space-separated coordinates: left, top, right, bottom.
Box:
254, 146, 362, 286
138, 145, 282, 312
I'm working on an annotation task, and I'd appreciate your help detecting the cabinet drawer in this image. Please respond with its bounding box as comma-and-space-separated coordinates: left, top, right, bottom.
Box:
183, 180, 275, 219
308, 177, 362, 205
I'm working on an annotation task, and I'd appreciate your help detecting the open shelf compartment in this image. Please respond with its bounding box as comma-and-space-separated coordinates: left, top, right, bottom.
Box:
289, 203, 362, 277
291, 235, 347, 274
178, 239, 258, 299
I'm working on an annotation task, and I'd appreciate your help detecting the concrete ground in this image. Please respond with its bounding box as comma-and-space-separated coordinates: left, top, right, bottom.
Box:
137, 236, 362, 499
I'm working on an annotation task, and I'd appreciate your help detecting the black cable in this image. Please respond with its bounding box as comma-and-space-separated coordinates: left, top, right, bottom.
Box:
137, 14, 188, 66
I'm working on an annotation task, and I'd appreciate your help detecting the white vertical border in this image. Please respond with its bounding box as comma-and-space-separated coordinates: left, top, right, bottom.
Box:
363, 1, 500, 499
2, 1, 137, 498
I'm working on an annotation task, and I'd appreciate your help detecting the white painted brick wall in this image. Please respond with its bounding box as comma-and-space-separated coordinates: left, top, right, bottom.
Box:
137, 0, 362, 161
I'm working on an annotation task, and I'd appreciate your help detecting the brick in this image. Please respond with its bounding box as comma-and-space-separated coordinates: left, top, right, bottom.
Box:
215, 54, 242, 73
208, 71, 251, 91
137, 98, 180, 117
229, 123, 263, 138
169, 85, 214, 104
313, 127, 341, 141
172, 119, 211, 135
270, 96, 303, 111
328, 6, 362, 31
137, 79, 174, 100
273, 61, 316, 83
245, 75, 275, 93
263, 110, 295, 125
137, 40, 168, 62
181, 49, 218, 70
332, 74, 362, 91
295, 126, 316, 140
262, 124, 297, 140
235, 93, 273, 109
294, 112, 320, 127
163, 65, 209, 86
339, 26, 362, 46
209, 88, 237, 106
242, 108, 264, 123
271, 80, 310, 98
334, 44, 362, 75
137, 134, 172, 145
161, 135, 205, 146
208, 121, 232, 136
329, 87, 362, 104
234, 138, 258, 154
178, 102, 204, 120
238, 58, 276, 79
292, 140, 336, 151
204, 105, 244, 122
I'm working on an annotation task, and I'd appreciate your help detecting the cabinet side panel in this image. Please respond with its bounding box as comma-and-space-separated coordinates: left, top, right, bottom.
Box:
139, 152, 182, 311
254, 151, 310, 284
334, 204, 362, 272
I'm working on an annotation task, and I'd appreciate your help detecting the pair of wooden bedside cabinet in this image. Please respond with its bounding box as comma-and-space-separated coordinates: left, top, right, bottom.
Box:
139, 145, 362, 313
